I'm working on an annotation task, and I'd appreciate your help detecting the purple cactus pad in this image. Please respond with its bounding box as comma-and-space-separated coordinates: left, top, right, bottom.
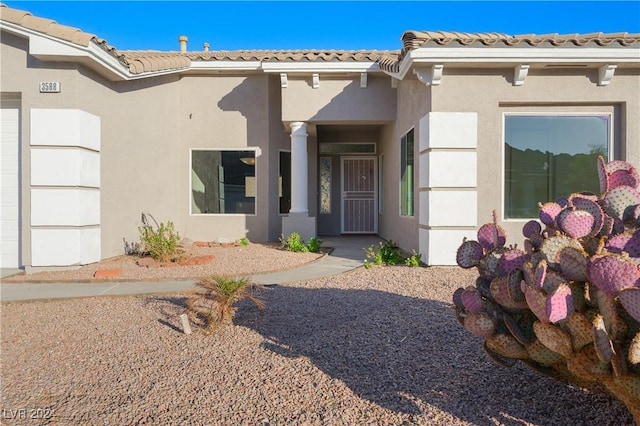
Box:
587, 254, 640, 298
557, 208, 595, 239
477, 223, 507, 251
456, 240, 484, 268
522, 220, 542, 239
546, 283, 574, 323
539, 202, 563, 227
619, 287, 640, 323
499, 248, 530, 275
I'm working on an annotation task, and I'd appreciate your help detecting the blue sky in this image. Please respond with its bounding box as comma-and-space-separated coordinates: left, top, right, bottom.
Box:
6, 1, 640, 51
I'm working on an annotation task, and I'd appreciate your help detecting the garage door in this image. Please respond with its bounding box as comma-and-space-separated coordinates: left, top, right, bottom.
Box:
1, 101, 20, 268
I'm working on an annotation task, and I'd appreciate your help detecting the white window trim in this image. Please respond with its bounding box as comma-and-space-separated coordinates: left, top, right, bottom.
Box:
501, 112, 614, 222
189, 147, 259, 216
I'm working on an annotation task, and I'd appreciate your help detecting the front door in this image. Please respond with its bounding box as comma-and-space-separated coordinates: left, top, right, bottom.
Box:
341, 157, 377, 233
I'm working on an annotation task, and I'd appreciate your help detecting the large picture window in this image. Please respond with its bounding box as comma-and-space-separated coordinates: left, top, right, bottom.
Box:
504, 115, 610, 219
191, 149, 256, 214
400, 129, 414, 216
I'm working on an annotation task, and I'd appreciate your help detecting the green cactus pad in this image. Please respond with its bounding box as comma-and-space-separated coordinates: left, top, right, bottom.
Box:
547, 283, 574, 324
587, 253, 640, 297
593, 314, 614, 363
603, 186, 640, 221
533, 321, 573, 358
557, 208, 595, 239
561, 312, 594, 351
464, 312, 496, 338
485, 333, 529, 359
559, 246, 589, 281
540, 235, 584, 271
483, 341, 518, 367
619, 287, 640, 323
456, 239, 484, 268
526, 339, 565, 366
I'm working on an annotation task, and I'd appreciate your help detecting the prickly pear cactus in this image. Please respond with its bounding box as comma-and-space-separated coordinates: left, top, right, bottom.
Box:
453, 156, 640, 423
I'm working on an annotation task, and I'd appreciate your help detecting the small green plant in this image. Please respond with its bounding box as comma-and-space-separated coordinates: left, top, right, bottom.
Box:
363, 240, 402, 268
185, 276, 265, 332
306, 237, 323, 253
239, 237, 249, 246
137, 220, 181, 263
280, 232, 323, 253
404, 250, 422, 267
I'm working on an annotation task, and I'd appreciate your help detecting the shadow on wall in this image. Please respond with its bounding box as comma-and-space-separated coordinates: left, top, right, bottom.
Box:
229, 286, 633, 425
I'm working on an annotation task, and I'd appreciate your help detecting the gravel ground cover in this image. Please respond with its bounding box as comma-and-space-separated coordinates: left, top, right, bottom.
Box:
1, 263, 634, 425
2, 243, 324, 283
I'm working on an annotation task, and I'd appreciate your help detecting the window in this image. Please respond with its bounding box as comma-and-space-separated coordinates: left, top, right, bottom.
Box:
279, 151, 291, 214
400, 129, 414, 216
191, 149, 256, 214
504, 115, 610, 219
319, 157, 332, 214
319, 143, 376, 154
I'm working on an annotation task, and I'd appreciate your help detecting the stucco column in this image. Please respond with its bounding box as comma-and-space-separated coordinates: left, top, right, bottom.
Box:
289, 121, 308, 215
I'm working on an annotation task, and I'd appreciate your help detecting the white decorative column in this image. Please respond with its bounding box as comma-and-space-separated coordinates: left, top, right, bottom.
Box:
29, 109, 101, 269
282, 121, 316, 241
418, 112, 478, 265
290, 121, 309, 214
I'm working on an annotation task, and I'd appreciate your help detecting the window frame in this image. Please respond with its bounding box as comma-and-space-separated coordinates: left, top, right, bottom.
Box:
502, 112, 614, 221
399, 128, 415, 217
189, 147, 259, 216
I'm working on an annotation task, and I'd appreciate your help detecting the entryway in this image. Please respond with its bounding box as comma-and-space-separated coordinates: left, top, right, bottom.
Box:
341, 157, 377, 234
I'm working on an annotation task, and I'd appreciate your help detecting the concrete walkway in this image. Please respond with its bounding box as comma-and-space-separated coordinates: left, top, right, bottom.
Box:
0, 236, 383, 302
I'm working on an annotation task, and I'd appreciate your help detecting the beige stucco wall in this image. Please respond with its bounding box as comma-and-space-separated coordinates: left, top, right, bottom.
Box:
282, 75, 396, 123
377, 79, 431, 253
430, 67, 640, 247
1, 30, 290, 265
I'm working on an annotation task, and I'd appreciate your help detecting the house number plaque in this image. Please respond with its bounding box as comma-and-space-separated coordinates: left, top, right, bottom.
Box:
39, 82, 61, 93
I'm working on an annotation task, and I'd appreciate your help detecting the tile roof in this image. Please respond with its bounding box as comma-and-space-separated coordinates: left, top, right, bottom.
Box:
2, 4, 638, 77
378, 30, 640, 73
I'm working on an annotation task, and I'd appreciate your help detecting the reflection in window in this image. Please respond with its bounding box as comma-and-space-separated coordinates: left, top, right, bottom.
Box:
320, 157, 332, 214
279, 151, 291, 214
400, 129, 414, 216
504, 115, 609, 219
191, 150, 256, 214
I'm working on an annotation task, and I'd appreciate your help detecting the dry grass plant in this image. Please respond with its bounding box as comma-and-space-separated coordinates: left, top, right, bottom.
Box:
185, 276, 265, 333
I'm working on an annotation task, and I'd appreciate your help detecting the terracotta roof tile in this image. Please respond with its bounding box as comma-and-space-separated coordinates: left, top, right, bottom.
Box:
401, 30, 640, 50
2, 4, 637, 77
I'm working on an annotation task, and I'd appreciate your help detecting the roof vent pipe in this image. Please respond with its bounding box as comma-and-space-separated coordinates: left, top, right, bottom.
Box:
178, 35, 188, 53
203, 42, 210, 52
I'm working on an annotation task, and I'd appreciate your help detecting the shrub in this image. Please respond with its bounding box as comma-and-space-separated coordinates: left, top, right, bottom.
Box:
240, 237, 250, 246
404, 250, 422, 267
280, 232, 323, 253
453, 156, 640, 422
138, 220, 181, 263
185, 276, 265, 332
363, 240, 402, 268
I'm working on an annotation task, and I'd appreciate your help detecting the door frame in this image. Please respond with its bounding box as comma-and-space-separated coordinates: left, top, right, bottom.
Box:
340, 156, 378, 234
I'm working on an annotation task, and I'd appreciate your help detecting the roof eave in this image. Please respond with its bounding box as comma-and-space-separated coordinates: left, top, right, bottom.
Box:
1, 21, 189, 81
382, 46, 640, 80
